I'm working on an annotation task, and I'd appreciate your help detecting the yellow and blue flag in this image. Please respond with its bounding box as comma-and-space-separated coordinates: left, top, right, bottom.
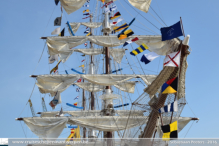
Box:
130, 43, 148, 56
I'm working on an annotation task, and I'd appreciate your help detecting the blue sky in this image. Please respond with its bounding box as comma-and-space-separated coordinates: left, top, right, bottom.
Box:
0, 0, 219, 139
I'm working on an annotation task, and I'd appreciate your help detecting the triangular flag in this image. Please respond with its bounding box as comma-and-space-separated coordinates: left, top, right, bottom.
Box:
58, 28, 65, 36
110, 12, 121, 20
140, 52, 159, 64
86, 32, 91, 36
161, 77, 178, 94
110, 18, 123, 26
55, 0, 59, 5
50, 60, 61, 74
118, 29, 134, 40
123, 37, 139, 47
161, 121, 178, 141
164, 51, 181, 67
79, 65, 85, 68
51, 27, 61, 35
74, 102, 78, 106
83, 13, 90, 16
83, 9, 89, 13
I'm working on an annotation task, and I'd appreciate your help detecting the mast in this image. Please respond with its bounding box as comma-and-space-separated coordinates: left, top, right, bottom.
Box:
82, 67, 86, 139
141, 36, 190, 141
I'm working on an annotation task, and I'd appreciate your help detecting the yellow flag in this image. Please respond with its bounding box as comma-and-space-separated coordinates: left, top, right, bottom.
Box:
86, 32, 91, 36
79, 65, 85, 68
83, 9, 89, 13
101, 0, 105, 4
50, 60, 61, 74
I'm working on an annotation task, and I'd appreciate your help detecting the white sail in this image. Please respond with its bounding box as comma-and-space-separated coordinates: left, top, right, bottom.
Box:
68, 22, 102, 34
23, 117, 68, 140
46, 36, 180, 56
40, 110, 145, 117
60, 0, 87, 14
36, 74, 80, 96
128, 0, 152, 13
48, 47, 126, 63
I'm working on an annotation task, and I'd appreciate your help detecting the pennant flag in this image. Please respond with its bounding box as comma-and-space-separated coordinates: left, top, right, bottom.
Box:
160, 21, 183, 41
130, 43, 149, 56
83, 5, 89, 7
164, 51, 181, 67
71, 68, 85, 74
81, 54, 85, 56
118, 29, 134, 40
110, 12, 121, 20
76, 88, 80, 92
77, 79, 82, 82
87, 0, 90, 3
81, 59, 85, 62
74, 96, 79, 100
105, 4, 117, 13
83, 9, 89, 13
79, 65, 85, 68
101, 0, 105, 4
159, 101, 178, 113
83, 13, 90, 15
112, 23, 129, 33
86, 32, 91, 36
49, 54, 59, 64
123, 37, 139, 47
110, 18, 123, 26
161, 77, 178, 94
74, 102, 78, 106
50, 60, 61, 74
161, 121, 178, 140
83, 16, 91, 19
101, 1, 113, 8
84, 30, 89, 34
51, 27, 61, 35
57, 107, 64, 117
55, 0, 59, 5
140, 52, 159, 64
58, 28, 65, 36
84, 43, 87, 47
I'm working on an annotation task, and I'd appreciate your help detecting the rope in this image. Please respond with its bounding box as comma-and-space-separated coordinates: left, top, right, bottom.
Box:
20, 121, 27, 138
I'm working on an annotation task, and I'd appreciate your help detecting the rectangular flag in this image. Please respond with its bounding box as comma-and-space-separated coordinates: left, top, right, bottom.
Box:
106, 4, 117, 13
83, 9, 89, 13
110, 12, 121, 20
130, 43, 148, 56
49, 54, 59, 64
86, 32, 91, 36
164, 50, 181, 67
112, 23, 129, 33
123, 37, 139, 47
76, 88, 80, 92
83, 5, 89, 7
58, 28, 65, 36
79, 65, 85, 68
141, 52, 159, 64
161, 77, 178, 94
84, 30, 89, 34
87, 0, 90, 3
51, 27, 60, 35
54, 17, 62, 26
110, 18, 123, 26
118, 29, 134, 40
160, 21, 183, 41
83, 16, 91, 19
161, 121, 178, 141
83, 13, 90, 15
159, 101, 178, 113
84, 42, 87, 47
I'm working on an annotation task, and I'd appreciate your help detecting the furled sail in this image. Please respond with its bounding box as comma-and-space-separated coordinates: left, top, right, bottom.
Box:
128, 0, 152, 13
34, 74, 156, 95
48, 47, 126, 63
40, 110, 144, 117
46, 36, 180, 56
60, 0, 87, 14
23, 117, 68, 140
75, 81, 136, 93
36, 74, 80, 96
68, 22, 102, 34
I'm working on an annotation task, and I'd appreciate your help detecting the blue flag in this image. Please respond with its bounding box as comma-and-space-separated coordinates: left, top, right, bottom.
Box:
160, 21, 183, 41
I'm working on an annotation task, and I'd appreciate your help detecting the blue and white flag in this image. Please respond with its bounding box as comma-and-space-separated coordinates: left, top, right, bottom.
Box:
76, 88, 80, 92
87, 0, 90, 3
84, 30, 89, 34
159, 101, 178, 113
140, 52, 159, 64
74, 96, 79, 100
83, 5, 89, 7
105, 4, 117, 13
160, 21, 183, 41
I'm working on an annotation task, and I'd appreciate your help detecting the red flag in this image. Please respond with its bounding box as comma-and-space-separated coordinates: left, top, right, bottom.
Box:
81, 59, 85, 62
77, 79, 82, 82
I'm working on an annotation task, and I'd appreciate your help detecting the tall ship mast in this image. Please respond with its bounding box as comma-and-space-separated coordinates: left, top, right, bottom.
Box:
16, 0, 198, 145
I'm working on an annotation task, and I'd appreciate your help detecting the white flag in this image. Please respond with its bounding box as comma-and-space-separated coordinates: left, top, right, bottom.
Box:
164, 50, 181, 67
49, 54, 59, 64
110, 18, 123, 26
51, 27, 61, 35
